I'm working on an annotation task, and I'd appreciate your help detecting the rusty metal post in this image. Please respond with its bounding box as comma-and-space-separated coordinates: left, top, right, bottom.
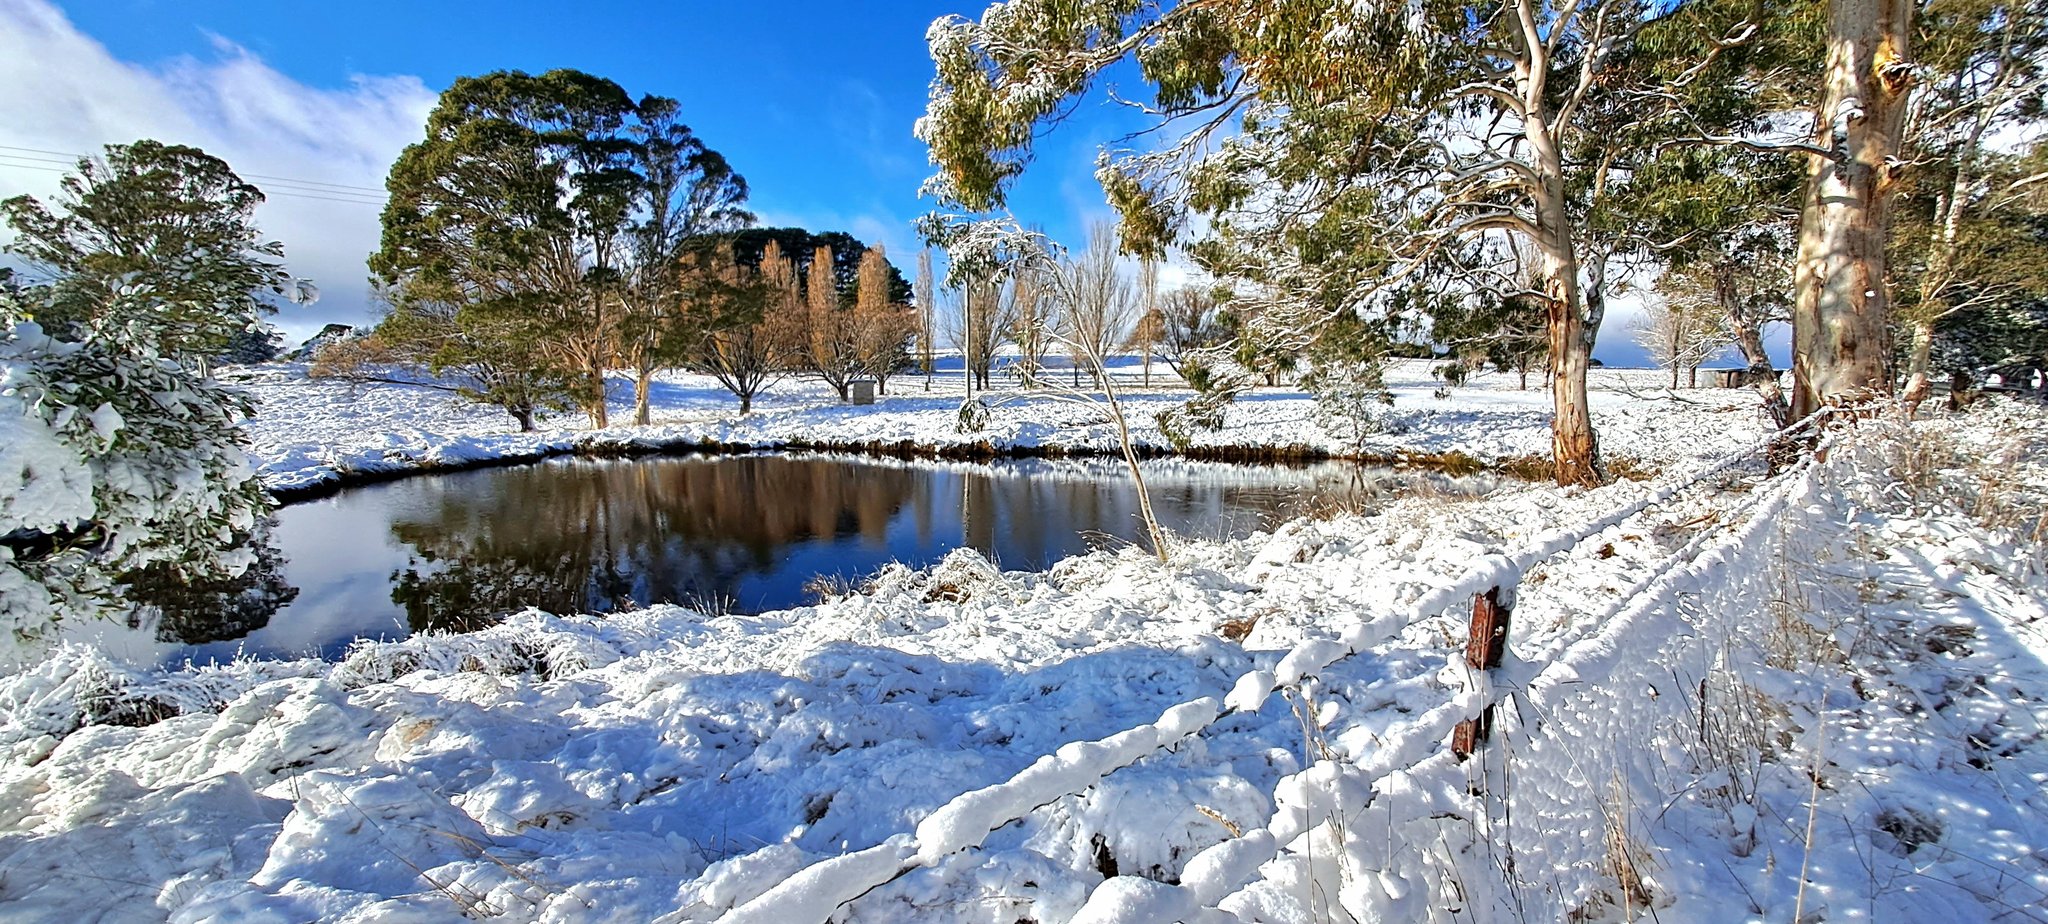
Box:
1453, 585, 1513, 761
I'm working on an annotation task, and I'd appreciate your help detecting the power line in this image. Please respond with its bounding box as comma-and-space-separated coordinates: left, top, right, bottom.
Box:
0, 143, 389, 197
0, 154, 386, 207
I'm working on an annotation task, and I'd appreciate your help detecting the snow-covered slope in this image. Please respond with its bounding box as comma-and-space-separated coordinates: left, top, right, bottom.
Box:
0, 403, 2039, 923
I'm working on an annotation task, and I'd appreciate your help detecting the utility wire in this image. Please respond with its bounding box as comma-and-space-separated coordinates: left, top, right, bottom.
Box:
0, 143, 389, 201
0, 152, 387, 207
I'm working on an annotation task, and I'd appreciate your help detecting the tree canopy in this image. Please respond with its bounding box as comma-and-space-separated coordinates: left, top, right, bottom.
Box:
2, 139, 309, 361
917, 0, 1812, 484
370, 68, 753, 428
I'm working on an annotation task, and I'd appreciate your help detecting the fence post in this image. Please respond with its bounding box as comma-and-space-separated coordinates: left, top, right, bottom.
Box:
1452, 584, 1514, 762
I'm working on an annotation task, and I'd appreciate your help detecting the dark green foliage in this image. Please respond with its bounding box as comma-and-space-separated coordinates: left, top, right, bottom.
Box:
124, 521, 297, 645
1933, 297, 2048, 381
371, 69, 755, 427
216, 325, 284, 365
1, 292, 274, 638
2, 139, 301, 361
727, 228, 910, 303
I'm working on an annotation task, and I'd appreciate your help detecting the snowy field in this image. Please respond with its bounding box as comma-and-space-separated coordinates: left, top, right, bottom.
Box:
0, 378, 2042, 922
233, 358, 1773, 495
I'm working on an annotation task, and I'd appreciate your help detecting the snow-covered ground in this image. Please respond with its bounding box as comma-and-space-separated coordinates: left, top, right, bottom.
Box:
235, 359, 1772, 495
0, 387, 2041, 923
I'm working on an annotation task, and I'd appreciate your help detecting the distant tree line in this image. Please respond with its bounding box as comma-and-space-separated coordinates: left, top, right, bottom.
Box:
315, 69, 917, 430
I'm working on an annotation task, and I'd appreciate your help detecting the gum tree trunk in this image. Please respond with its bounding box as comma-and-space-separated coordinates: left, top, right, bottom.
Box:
633, 365, 655, 426
1526, 124, 1602, 486
586, 363, 610, 429
1791, 0, 1913, 419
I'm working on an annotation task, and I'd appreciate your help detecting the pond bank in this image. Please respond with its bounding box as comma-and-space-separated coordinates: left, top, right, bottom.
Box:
265, 431, 1519, 504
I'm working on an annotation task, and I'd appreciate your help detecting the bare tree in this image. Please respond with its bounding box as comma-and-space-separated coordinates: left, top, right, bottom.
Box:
1631, 296, 1731, 388
1155, 285, 1223, 377
1053, 222, 1140, 388
1656, 251, 1790, 408
1003, 263, 1051, 388
947, 273, 1008, 391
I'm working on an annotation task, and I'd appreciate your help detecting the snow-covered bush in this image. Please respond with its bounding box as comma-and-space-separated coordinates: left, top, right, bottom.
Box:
0, 304, 270, 647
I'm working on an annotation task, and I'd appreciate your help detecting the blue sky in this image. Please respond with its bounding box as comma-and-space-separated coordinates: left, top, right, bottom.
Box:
0, 0, 1745, 366
0, 0, 1145, 343
50, 0, 1015, 245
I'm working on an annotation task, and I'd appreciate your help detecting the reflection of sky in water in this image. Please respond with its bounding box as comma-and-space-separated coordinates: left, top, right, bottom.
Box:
81, 453, 1494, 667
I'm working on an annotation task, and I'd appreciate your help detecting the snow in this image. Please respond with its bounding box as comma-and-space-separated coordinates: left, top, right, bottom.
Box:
1, 358, 2044, 923
228, 359, 1773, 495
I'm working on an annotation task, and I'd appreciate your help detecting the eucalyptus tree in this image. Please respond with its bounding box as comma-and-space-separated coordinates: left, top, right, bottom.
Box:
375, 69, 646, 429
1893, 0, 2048, 407
919, 0, 1785, 485
334, 295, 572, 431
1787, 0, 1917, 416
1623, 144, 1804, 420
620, 96, 753, 425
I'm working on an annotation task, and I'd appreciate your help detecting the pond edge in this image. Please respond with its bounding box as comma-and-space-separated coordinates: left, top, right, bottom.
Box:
265, 435, 1530, 505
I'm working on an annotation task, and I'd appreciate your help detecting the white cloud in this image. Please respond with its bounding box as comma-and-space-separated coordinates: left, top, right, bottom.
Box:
0, 0, 435, 347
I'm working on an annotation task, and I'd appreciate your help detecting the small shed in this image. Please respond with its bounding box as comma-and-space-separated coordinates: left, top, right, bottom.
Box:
849, 380, 877, 406
1710, 368, 1750, 389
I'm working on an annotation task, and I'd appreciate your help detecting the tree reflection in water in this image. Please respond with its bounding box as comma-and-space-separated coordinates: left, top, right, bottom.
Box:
116, 453, 1493, 665
124, 518, 300, 645
384, 454, 929, 630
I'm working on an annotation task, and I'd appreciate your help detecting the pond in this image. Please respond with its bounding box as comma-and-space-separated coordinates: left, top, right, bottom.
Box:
82, 452, 1496, 666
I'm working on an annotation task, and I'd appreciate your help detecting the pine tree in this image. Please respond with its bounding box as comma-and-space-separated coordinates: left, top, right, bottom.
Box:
2, 140, 308, 363
1, 290, 272, 642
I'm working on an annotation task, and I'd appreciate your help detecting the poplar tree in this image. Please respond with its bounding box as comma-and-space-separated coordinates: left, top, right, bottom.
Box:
916, 247, 938, 384
805, 244, 862, 399
851, 244, 918, 394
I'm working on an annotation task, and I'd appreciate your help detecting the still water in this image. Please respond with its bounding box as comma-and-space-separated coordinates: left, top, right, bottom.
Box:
88, 452, 1493, 665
